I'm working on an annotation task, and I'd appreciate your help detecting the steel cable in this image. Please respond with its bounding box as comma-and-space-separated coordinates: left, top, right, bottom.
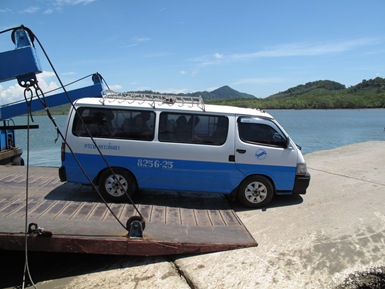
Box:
22, 87, 37, 289
27, 26, 141, 215
30, 31, 144, 221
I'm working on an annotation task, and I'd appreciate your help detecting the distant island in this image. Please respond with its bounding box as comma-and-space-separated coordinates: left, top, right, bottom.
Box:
41, 77, 385, 114
209, 77, 385, 109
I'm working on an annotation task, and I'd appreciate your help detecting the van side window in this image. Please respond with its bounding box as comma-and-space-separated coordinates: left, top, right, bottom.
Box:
159, 113, 228, 145
73, 108, 155, 141
238, 122, 286, 147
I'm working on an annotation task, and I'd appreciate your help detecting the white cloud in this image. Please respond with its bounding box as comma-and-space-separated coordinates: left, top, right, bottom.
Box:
214, 52, 224, 59
55, 0, 96, 5
0, 83, 24, 105
0, 71, 59, 105
39, 71, 56, 78
231, 39, 379, 60
191, 38, 381, 67
177, 69, 199, 77
19, 6, 40, 14
108, 84, 123, 91
135, 37, 151, 43
13, 0, 97, 16
0, 0, 96, 17
124, 37, 151, 48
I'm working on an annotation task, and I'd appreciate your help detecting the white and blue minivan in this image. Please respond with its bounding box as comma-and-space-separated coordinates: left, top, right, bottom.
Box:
59, 92, 310, 208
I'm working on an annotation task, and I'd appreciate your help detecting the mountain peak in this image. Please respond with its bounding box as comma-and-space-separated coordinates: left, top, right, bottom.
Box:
209, 85, 255, 100
211, 85, 238, 96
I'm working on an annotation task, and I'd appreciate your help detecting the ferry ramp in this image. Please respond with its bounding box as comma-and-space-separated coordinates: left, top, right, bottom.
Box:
0, 166, 257, 256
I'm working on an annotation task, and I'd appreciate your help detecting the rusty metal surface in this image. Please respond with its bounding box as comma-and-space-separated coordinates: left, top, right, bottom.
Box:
0, 166, 257, 256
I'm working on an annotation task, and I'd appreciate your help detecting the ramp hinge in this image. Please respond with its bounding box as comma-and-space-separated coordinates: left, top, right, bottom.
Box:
126, 216, 145, 239
128, 220, 143, 238
28, 222, 53, 237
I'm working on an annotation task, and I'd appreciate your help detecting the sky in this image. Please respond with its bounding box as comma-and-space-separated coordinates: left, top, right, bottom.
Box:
1, 0, 385, 105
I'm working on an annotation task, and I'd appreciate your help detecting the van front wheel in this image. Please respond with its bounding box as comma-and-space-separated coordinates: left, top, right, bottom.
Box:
237, 176, 274, 208
99, 168, 137, 202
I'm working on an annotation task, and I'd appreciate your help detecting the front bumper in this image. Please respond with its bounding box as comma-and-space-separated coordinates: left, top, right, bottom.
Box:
293, 173, 311, 194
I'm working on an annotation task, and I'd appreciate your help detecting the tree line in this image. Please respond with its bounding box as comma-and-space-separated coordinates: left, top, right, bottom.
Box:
210, 78, 385, 109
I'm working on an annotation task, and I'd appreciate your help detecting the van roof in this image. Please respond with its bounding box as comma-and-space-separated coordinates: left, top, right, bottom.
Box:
74, 97, 273, 119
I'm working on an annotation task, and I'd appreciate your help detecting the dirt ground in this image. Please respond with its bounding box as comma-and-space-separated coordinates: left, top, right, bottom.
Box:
1, 141, 384, 289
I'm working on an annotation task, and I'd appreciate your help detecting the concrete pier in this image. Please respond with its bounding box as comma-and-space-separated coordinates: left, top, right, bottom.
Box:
1, 141, 384, 289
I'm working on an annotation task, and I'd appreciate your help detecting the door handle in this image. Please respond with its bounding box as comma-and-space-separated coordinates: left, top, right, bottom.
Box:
236, 149, 246, 154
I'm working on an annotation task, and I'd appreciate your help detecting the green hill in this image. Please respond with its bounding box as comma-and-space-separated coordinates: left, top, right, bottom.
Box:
184, 85, 255, 101
212, 78, 385, 109
209, 85, 256, 100
268, 80, 346, 99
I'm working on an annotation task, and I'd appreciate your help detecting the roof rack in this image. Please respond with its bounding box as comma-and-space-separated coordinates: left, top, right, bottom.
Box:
101, 90, 205, 111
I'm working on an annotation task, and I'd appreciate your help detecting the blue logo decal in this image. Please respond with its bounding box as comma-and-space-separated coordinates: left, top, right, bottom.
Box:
255, 149, 267, 160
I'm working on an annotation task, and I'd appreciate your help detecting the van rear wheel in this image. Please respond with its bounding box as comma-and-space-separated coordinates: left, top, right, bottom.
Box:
237, 176, 274, 208
99, 168, 137, 202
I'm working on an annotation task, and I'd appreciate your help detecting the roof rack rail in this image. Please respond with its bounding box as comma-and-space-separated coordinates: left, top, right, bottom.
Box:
101, 90, 205, 111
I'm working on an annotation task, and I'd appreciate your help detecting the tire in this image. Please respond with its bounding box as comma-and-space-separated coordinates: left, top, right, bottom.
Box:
12, 157, 24, 166
237, 175, 274, 208
99, 168, 137, 202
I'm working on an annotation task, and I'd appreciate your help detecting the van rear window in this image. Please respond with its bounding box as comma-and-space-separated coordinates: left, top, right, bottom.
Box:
159, 112, 228, 145
72, 108, 155, 141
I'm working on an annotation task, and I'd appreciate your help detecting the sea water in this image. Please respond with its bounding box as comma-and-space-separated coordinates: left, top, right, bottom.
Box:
12, 109, 385, 167
270, 109, 385, 154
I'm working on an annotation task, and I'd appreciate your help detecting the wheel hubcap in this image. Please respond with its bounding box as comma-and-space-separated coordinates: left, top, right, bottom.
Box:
105, 174, 128, 197
245, 182, 267, 204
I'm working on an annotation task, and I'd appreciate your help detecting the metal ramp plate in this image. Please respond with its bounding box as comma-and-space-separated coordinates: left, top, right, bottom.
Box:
0, 166, 257, 256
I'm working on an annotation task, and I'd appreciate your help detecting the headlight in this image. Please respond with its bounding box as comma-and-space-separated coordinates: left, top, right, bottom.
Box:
296, 163, 308, 175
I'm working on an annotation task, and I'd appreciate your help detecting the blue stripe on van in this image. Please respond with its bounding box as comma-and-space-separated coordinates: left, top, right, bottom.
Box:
235, 163, 296, 191
63, 153, 296, 194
